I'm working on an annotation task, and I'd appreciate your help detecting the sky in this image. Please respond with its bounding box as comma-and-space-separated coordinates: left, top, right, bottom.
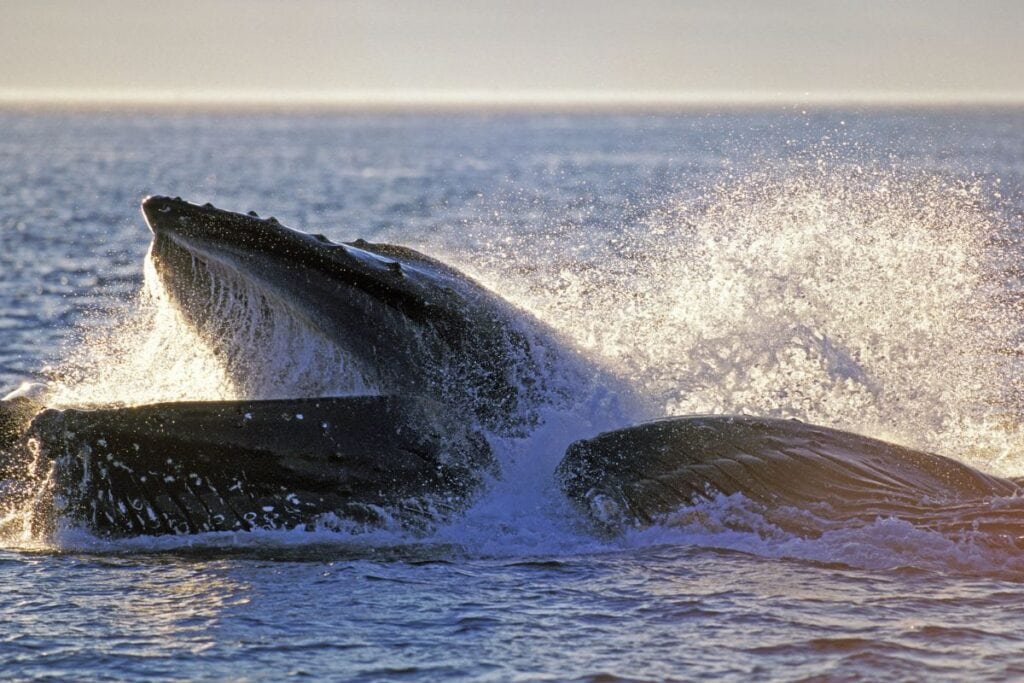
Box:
1, 0, 1022, 106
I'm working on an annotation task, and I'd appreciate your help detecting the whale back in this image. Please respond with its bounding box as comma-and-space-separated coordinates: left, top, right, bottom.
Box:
557, 415, 1023, 537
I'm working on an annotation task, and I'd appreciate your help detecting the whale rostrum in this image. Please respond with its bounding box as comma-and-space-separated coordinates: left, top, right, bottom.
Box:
142, 195, 584, 436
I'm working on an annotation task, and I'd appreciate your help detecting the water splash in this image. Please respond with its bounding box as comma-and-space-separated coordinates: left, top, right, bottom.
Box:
49, 244, 375, 407
457, 162, 1023, 474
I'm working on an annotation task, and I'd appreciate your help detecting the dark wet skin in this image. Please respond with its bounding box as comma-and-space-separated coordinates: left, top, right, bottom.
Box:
24, 396, 494, 537
558, 415, 1024, 541
142, 195, 555, 435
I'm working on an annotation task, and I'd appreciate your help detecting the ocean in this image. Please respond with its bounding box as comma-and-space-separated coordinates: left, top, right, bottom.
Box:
2, 108, 1024, 680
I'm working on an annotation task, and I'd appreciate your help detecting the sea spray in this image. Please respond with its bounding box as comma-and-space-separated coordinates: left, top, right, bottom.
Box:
49, 241, 376, 407
453, 162, 1023, 474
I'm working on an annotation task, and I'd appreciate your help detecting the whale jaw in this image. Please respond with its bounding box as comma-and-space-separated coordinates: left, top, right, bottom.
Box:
24, 396, 495, 538
141, 196, 563, 435
556, 415, 1023, 539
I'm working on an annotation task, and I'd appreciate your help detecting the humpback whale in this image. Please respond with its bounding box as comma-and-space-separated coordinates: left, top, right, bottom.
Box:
2, 196, 1021, 543
0, 196, 606, 538
142, 195, 582, 435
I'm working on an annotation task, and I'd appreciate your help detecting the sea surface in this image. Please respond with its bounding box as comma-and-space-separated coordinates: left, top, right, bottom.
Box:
2, 108, 1024, 680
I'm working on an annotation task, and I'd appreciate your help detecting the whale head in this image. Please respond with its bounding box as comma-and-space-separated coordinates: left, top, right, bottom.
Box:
141, 195, 561, 434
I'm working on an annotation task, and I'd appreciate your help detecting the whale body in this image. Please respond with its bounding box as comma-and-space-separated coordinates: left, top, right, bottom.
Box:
4, 196, 1022, 542
143, 195, 588, 435
0, 196, 610, 538
557, 415, 1024, 541
23, 396, 493, 537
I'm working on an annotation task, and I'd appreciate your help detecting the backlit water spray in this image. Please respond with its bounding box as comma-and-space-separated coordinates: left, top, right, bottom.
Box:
455, 163, 1024, 475
49, 242, 375, 407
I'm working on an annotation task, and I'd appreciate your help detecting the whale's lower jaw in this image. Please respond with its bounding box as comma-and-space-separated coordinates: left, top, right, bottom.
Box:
557, 415, 1024, 542
24, 396, 495, 538
17, 402, 1024, 542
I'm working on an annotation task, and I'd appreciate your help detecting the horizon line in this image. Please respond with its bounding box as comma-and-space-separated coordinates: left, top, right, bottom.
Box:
3, 88, 1024, 112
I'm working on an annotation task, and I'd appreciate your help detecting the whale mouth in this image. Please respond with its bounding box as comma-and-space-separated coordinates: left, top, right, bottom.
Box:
141, 195, 421, 294
143, 195, 265, 241
1, 196, 521, 540
21, 395, 495, 538
141, 198, 382, 400
136, 196, 564, 433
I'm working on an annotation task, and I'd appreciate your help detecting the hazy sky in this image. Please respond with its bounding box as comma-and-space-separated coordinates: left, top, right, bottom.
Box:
1, 0, 1022, 104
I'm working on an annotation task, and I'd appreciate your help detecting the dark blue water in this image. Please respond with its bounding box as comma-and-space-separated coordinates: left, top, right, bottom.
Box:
3, 109, 1024, 680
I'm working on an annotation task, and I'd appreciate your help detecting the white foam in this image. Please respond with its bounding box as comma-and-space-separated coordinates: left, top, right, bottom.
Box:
622, 493, 1024, 577
450, 162, 1024, 476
